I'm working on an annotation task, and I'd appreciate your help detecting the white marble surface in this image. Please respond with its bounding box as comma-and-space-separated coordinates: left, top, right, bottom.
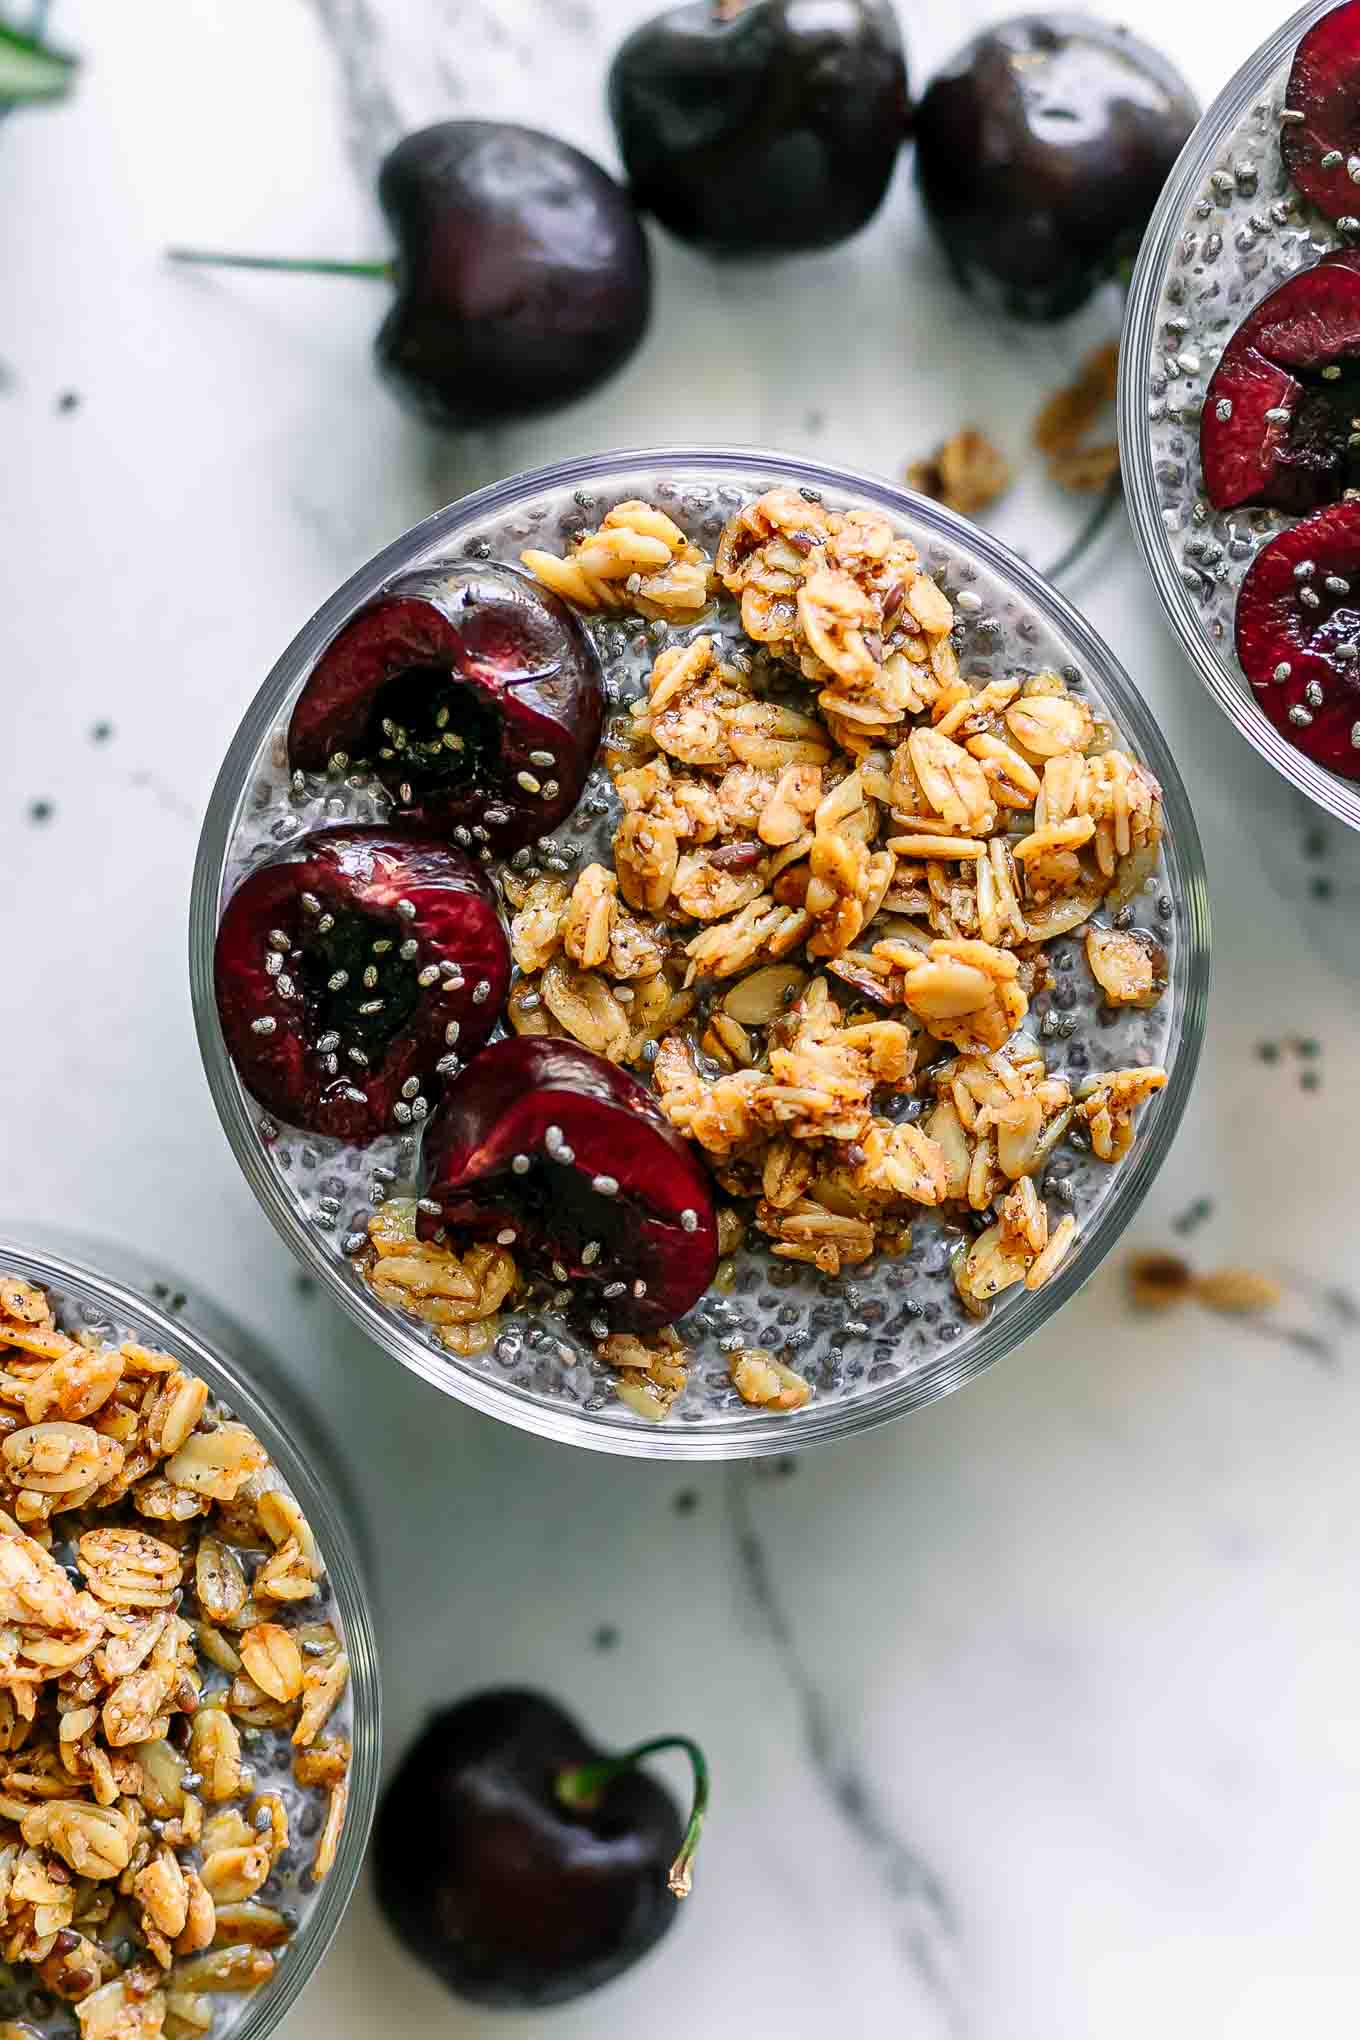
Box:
5, 1, 1360, 2035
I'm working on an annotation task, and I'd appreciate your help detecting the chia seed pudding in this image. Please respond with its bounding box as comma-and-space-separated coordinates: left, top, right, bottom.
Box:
195, 453, 1206, 1447
0, 1248, 370, 2040
1122, 0, 1360, 826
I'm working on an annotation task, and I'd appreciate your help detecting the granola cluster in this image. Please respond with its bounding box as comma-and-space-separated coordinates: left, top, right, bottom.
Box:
356, 1199, 516, 1361
375, 489, 1175, 1419
519, 492, 1168, 1332
0, 1276, 349, 2040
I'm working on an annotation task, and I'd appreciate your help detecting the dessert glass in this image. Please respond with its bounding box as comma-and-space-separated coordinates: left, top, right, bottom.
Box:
0, 1236, 381, 2039
1119, 0, 1360, 831
190, 448, 1210, 1460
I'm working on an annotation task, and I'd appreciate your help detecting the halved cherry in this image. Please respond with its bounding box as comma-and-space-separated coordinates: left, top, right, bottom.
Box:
1281, 1, 1360, 224
287, 563, 605, 855
1234, 499, 1360, 777
1201, 251, 1360, 511
418, 1037, 718, 1333
215, 825, 510, 1139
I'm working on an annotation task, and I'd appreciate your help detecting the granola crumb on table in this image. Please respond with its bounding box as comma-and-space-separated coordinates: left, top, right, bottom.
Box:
377, 488, 1174, 1423
0, 1276, 349, 2038
907, 428, 1013, 518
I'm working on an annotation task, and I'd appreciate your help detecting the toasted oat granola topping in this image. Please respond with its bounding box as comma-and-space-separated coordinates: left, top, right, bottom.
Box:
478, 491, 1173, 1417
0, 1280, 349, 2037
522, 501, 714, 620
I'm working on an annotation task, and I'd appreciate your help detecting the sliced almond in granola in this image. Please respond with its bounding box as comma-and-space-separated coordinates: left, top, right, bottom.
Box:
163, 1425, 266, 1504
1005, 689, 1094, 758
239, 1624, 303, 1705
730, 1349, 811, 1411
1084, 925, 1167, 1008
722, 962, 809, 1025
4, 1423, 124, 1495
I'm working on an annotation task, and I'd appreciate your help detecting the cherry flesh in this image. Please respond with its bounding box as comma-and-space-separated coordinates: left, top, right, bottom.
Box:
1201, 252, 1360, 514
214, 826, 510, 1140
288, 563, 605, 856
1234, 499, 1360, 780
1281, 2, 1360, 225
418, 1037, 719, 1333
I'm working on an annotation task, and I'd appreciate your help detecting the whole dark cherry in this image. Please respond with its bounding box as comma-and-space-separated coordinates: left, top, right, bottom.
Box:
418, 1037, 719, 1333
214, 826, 510, 1140
374, 1689, 707, 2008
608, 0, 909, 257
376, 124, 651, 426
169, 122, 651, 428
288, 563, 605, 856
1200, 252, 1360, 514
914, 14, 1198, 322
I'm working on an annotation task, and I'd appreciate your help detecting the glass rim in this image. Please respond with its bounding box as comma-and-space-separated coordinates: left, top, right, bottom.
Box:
0, 1236, 382, 2038
1118, 0, 1360, 833
190, 444, 1212, 1461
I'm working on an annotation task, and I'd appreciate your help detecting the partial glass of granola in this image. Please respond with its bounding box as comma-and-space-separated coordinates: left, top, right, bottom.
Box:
0, 1274, 350, 2039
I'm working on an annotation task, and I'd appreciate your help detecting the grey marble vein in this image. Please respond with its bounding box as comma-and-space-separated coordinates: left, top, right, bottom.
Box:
306, 0, 403, 187
727, 1466, 965, 2033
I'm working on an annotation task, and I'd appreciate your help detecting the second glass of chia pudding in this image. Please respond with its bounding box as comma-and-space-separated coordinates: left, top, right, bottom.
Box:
1123, 0, 1360, 831
191, 449, 1210, 1458
0, 1239, 379, 2040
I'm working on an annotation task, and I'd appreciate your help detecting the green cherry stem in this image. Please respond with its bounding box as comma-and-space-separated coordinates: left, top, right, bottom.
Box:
556, 1734, 710, 1899
0, 22, 79, 105
167, 248, 394, 281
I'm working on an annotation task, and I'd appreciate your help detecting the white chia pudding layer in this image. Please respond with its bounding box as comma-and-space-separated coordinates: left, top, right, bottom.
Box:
216, 465, 1192, 1432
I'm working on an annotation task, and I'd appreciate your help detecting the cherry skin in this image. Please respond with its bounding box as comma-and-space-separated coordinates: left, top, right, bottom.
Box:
288, 562, 605, 856
214, 826, 510, 1140
914, 14, 1197, 322
374, 1690, 699, 2008
608, 0, 909, 258
377, 122, 651, 427
418, 1037, 719, 1333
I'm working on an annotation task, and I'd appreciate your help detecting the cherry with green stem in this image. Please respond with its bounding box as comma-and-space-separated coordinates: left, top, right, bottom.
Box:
167, 251, 391, 281
168, 121, 652, 428
374, 1688, 711, 2007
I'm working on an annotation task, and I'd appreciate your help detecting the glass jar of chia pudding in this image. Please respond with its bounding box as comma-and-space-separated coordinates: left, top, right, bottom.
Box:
1121, 0, 1360, 831
0, 1237, 379, 2040
190, 448, 1210, 1460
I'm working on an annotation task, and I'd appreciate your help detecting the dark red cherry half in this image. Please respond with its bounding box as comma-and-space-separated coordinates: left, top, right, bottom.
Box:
419, 1038, 718, 1333
1234, 500, 1360, 777
1200, 252, 1360, 512
1281, 1, 1360, 224
215, 826, 511, 1140
287, 563, 605, 856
